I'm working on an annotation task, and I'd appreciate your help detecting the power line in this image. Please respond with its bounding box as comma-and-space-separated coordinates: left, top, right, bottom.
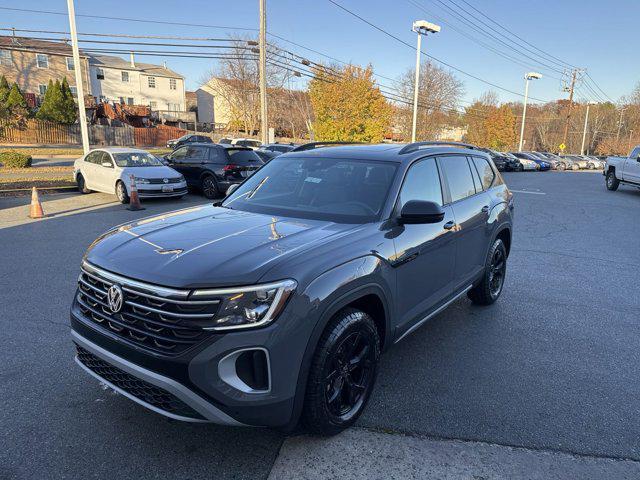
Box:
584, 73, 614, 103
326, 0, 553, 103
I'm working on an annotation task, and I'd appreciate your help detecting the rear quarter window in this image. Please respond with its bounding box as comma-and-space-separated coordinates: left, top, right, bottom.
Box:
226, 149, 264, 166
472, 156, 496, 190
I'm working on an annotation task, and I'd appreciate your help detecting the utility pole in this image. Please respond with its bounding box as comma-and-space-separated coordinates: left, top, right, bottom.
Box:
628, 130, 634, 152
66, 0, 90, 154
616, 108, 625, 141
561, 69, 578, 149
258, 0, 268, 145
580, 101, 596, 155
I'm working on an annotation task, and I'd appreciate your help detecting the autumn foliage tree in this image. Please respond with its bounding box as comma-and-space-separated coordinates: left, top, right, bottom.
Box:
309, 64, 391, 142
485, 104, 516, 150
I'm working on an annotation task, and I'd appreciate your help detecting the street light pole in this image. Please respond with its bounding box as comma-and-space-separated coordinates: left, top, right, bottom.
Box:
66, 0, 89, 154
518, 72, 542, 152
410, 20, 440, 143
411, 33, 422, 143
581, 101, 596, 155
258, 0, 268, 145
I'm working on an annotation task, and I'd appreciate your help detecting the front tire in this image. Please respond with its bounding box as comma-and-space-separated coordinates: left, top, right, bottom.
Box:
468, 238, 507, 306
556, 163, 566, 171
302, 308, 380, 436
77, 174, 91, 194
587, 162, 595, 170
115, 180, 130, 204
606, 171, 619, 191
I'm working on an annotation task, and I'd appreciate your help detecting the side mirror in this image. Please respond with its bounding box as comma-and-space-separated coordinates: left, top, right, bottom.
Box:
101, 161, 113, 168
226, 183, 240, 196
399, 200, 445, 224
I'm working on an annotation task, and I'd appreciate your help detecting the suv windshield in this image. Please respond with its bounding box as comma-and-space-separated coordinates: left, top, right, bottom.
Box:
113, 152, 163, 167
223, 156, 398, 223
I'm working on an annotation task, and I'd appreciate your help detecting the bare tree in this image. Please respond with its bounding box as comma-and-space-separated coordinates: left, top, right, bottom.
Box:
394, 61, 464, 141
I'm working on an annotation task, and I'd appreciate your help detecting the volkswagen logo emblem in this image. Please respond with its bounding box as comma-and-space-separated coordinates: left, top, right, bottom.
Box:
163, 178, 169, 184
107, 284, 124, 313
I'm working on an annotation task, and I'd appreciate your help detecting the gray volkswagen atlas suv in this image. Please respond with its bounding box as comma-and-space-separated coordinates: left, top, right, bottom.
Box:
70, 141, 513, 435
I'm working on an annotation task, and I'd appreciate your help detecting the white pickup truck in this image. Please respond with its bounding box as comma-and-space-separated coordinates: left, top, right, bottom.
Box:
604, 145, 640, 191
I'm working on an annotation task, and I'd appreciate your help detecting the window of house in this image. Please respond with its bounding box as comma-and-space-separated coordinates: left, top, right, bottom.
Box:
38, 84, 47, 95
66, 57, 75, 71
36, 53, 49, 68
121, 71, 129, 82
119, 97, 125, 104
149, 101, 157, 109
0, 50, 11, 66
69, 86, 77, 98
148, 76, 156, 88
169, 78, 177, 90
98, 95, 106, 103
96, 68, 104, 80
127, 97, 134, 105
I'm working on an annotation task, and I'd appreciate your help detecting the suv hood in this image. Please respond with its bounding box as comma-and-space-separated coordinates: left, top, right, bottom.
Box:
85, 205, 356, 288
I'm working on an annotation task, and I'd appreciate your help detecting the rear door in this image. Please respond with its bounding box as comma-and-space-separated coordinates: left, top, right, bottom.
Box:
623, 147, 640, 183
224, 148, 264, 181
438, 154, 492, 289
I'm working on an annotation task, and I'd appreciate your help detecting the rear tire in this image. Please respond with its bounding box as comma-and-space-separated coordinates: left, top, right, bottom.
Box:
572, 164, 580, 171
606, 171, 619, 191
556, 163, 566, 171
201, 176, 219, 199
302, 308, 380, 436
468, 238, 507, 306
77, 174, 91, 194
587, 163, 595, 170
115, 180, 130, 204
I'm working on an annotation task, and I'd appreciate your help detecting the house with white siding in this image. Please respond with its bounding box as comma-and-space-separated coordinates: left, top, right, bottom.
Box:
89, 53, 187, 118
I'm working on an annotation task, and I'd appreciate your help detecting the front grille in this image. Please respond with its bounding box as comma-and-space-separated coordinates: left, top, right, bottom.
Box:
75, 345, 205, 420
137, 187, 188, 195
146, 177, 183, 184
75, 264, 219, 355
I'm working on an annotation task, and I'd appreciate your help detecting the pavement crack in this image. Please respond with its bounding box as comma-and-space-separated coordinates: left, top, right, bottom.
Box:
357, 425, 640, 464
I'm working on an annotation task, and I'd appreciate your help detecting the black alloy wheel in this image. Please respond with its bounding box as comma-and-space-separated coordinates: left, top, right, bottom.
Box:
468, 238, 507, 305
488, 247, 506, 299
201, 176, 219, 199
302, 308, 380, 435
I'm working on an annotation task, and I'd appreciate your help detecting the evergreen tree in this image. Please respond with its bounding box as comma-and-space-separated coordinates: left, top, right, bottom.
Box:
36, 80, 56, 121
0, 75, 10, 104
59, 77, 78, 124
6, 83, 27, 110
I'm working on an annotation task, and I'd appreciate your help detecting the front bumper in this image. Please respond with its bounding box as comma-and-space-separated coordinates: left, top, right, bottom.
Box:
128, 181, 188, 198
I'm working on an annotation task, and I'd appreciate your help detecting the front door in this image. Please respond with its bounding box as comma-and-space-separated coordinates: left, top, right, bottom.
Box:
623, 147, 640, 183
94, 151, 116, 193
393, 156, 457, 338
438, 155, 491, 288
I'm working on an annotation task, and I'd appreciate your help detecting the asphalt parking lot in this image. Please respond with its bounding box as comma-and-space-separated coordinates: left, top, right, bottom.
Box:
1, 171, 640, 479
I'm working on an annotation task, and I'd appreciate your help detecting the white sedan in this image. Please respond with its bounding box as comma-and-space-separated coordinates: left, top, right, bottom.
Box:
517, 158, 539, 171
74, 148, 187, 203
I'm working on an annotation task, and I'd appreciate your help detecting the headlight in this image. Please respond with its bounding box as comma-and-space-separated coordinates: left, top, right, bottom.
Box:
134, 177, 150, 184
192, 279, 297, 331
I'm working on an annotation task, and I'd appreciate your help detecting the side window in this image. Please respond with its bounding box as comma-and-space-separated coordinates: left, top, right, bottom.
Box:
185, 146, 206, 160
98, 152, 113, 167
631, 147, 640, 159
208, 148, 224, 162
84, 152, 99, 164
398, 157, 443, 207
169, 147, 188, 161
472, 156, 496, 190
439, 155, 476, 202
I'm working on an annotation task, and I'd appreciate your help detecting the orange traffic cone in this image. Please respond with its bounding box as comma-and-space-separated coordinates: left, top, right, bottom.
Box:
127, 174, 144, 211
29, 187, 45, 219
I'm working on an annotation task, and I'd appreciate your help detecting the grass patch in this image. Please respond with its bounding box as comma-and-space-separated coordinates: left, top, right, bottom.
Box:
1, 166, 73, 174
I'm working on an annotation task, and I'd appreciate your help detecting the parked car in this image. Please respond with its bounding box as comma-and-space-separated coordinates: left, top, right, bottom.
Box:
259, 143, 297, 154
604, 145, 640, 191
500, 152, 526, 171
164, 144, 263, 198
510, 152, 550, 171
74, 148, 187, 203
166, 134, 213, 150
562, 155, 590, 170
218, 138, 262, 149
534, 152, 574, 171
476, 148, 508, 171
70, 141, 513, 435
580, 155, 605, 170
254, 149, 280, 163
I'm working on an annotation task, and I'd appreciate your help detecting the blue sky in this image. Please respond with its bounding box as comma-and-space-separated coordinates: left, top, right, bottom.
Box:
1, 0, 638, 106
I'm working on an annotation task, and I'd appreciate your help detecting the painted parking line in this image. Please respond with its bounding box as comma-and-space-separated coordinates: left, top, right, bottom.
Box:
511, 189, 546, 195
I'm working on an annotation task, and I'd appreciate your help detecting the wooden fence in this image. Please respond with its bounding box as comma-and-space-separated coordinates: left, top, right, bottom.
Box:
0, 120, 188, 147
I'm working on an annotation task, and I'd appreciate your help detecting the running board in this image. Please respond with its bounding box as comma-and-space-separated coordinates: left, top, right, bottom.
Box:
394, 285, 473, 344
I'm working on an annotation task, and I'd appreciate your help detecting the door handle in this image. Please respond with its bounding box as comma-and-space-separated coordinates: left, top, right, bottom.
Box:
443, 221, 456, 230
481, 205, 490, 213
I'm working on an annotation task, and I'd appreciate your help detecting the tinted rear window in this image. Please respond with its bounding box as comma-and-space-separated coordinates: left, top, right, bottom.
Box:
472, 157, 495, 190
440, 155, 476, 202
226, 149, 263, 165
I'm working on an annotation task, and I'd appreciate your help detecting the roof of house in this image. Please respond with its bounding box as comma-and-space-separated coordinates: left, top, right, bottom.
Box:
88, 54, 183, 79
0, 35, 87, 57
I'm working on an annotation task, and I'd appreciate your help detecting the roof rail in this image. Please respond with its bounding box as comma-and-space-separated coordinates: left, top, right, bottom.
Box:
398, 141, 478, 155
290, 141, 363, 152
